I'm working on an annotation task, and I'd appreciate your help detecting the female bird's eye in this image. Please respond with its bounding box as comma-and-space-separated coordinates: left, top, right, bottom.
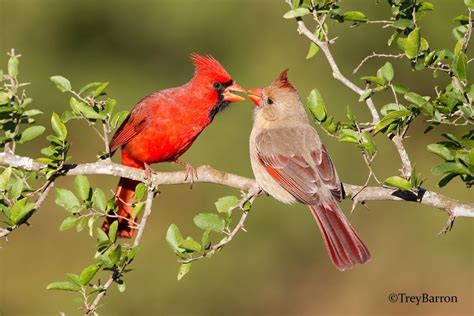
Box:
267, 98, 274, 105
213, 82, 222, 90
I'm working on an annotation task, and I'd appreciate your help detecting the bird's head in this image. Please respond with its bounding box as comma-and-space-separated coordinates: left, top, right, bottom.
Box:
190, 54, 245, 120
248, 69, 306, 123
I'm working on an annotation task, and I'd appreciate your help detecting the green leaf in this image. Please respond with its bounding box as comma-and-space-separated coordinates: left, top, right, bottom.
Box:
59, 216, 78, 231
96, 227, 109, 243
393, 83, 409, 94
432, 162, 469, 175
380, 62, 394, 82
193, 213, 225, 233
177, 263, 191, 280
201, 228, 211, 249
306, 42, 319, 59
55, 188, 80, 211
117, 280, 126, 292
307, 89, 327, 121
46, 281, 80, 292
111, 111, 129, 128
166, 224, 185, 253
108, 220, 118, 242
361, 76, 385, 86
404, 92, 428, 106
427, 144, 454, 161
92, 188, 107, 212
384, 176, 412, 191
9, 179, 23, 199
51, 112, 67, 140
0, 167, 12, 191
283, 8, 310, 19
215, 196, 239, 215
8, 55, 18, 78
70, 97, 106, 120
373, 109, 411, 134
17, 126, 45, 144
109, 244, 121, 264
79, 82, 103, 96
66, 273, 82, 286
79, 264, 101, 285
399, 28, 420, 59
358, 89, 372, 102
380, 103, 405, 116
134, 183, 147, 201
393, 19, 413, 30
10, 198, 35, 224
0, 92, 9, 105
93, 82, 109, 98
343, 11, 367, 22
74, 175, 90, 201
50, 76, 72, 93
179, 237, 202, 252
465, 0, 474, 9
452, 52, 468, 82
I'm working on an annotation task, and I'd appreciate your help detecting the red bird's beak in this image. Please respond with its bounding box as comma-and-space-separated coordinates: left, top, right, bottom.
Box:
223, 83, 246, 102
247, 88, 263, 107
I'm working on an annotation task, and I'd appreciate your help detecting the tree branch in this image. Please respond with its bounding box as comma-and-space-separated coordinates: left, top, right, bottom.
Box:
0, 152, 472, 222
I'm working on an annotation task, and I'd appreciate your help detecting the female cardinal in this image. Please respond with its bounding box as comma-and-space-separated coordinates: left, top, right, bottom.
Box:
247, 70, 370, 270
102, 54, 245, 238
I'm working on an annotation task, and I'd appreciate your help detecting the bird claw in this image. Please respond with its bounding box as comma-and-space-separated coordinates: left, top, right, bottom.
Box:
184, 163, 198, 188
144, 163, 155, 188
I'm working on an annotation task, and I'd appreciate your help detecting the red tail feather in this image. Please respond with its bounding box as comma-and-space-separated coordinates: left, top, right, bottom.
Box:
102, 177, 139, 238
309, 202, 370, 271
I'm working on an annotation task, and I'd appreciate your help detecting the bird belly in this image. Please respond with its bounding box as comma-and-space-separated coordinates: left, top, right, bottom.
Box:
122, 125, 201, 164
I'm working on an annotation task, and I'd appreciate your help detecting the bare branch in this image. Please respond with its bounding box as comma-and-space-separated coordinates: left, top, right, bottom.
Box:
353, 52, 404, 74
294, 18, 380, 124
0, 152, 471, 220
391, 134, 412, 178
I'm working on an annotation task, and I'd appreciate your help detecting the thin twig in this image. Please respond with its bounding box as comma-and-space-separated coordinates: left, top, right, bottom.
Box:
353, 52, 404, 74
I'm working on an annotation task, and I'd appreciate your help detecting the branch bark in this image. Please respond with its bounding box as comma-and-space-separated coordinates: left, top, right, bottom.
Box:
0, 152, 472, 220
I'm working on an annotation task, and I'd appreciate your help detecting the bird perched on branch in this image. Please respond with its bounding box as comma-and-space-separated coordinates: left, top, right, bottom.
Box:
247, 70, 370, 270
102, 54, 245, 238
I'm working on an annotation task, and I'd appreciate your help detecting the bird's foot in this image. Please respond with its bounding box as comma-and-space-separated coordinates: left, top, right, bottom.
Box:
144, 163, 155, 187
175, 160, 198, 188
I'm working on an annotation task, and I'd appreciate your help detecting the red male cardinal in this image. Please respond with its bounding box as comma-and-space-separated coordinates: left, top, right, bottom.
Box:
247, 70, 370, 270
102, 54, 245, 238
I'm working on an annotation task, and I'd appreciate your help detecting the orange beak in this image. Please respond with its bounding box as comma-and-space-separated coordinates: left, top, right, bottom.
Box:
223, 82, 246, 102
247, 88, 263, 107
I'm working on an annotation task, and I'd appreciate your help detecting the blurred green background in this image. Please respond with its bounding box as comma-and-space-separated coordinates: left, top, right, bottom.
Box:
0, 0, 472, 315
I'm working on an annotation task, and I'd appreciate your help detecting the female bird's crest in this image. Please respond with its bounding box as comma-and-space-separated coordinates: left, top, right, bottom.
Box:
273, 68, 296, 92
191, 53, 232, 82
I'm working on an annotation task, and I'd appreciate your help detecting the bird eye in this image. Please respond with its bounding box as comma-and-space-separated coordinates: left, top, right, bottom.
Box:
267, 98, 274, 105
213, 82, 222, 90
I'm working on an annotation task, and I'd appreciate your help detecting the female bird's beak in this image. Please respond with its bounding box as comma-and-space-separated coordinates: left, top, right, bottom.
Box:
223, 83, 246, 102
247, 88, 263, 107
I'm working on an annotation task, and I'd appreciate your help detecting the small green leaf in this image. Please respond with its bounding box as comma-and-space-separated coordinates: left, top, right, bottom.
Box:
117, 280, 126, 292
283, 8, 310, 19
55, 188, 80, 211
166, 224, 185, 253
343, 11, 367, 22
70, 97, 106, 120
177, 263, 191, 280
109, 244, 121, 264
0, 167, 12, 191
134, 183, 147, 201
373, 109, 411, 134
427, 144, 454, 161
18, 126, 45, 144
452, 52, 468, 82
10, 198, 35, 224
361, 76, 385, 86
50, 76, 72, 93
215, 196, 239, 215
399, 28, 420, 59
51, 112, 67, 140
0, 92, 9, 105
393, 19, 413, 30
193, 213, 226, 233
46, 281, 80, 292
8, 55, 18, 78
92, 188, 107, 213
358, 89, 372, 102
307, 89, 327, 122
79, 264, 101, 285
179, 237, 202, 252
108, 220, 118, 242
201, 228, 211, 249
96, 227, 109, 243
79, 82, 103, 96
306, 42, 319, 59
59, 216, 78, 231
393, 83, 409, 94
404, 92, 428, 106
380, 62, 394, 82
432, 162, 469, 175
384, 176, 412, 191
9, 179, 23, 199
93, 82, 109, 98
66, 273, 82, 286
74, 175, 90, 201
111, 111, 129, 128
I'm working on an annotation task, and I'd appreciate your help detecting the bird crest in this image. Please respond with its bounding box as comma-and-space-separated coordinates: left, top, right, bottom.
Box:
274, 68, 296, 91
190, 53, 232, 83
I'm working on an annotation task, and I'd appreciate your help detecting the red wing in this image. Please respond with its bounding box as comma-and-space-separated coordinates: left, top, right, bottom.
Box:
255, 127, 343, 204
109, 111, 148, 154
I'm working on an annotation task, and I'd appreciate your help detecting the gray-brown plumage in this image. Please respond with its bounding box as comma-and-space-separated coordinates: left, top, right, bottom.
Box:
248, 70, 370, 270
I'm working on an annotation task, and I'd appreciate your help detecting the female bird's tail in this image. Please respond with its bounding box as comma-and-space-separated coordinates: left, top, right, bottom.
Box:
309, 202, 370, 271
102, 177, 140, 238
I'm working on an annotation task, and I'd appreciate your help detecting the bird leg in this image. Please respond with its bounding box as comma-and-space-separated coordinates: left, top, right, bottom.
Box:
144, 163, 154, 187
174, 159, 198, 187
